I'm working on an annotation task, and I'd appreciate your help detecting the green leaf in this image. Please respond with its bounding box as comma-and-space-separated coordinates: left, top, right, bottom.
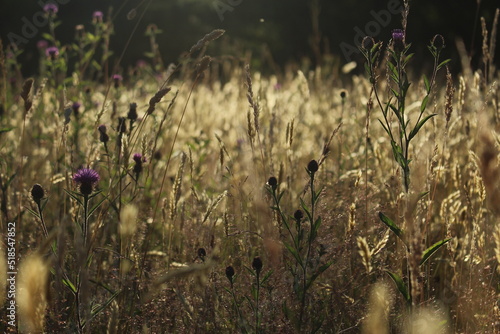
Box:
300, 198, 312, 222
408, 114, 437, 141
420, 95, 429, 113
85, 290, 120, 327
25, 207, 40, 219
390, 141, 406, 169
64, 189, 83, 206
62, 277, 77, 294
0, 128, 15, 134
305, 260, 333, 291
437, 59, 451, 70
420, 238, 451, 265
260, 270, 273, 285
87, 195, 106, 218
403, 53, 414, 66
284, 242, 303, 267
418, 191, 430, 202
310, 217, 322, 242
423, 74, 431, 93
387, 61, 398, 78
378, 119, 391, 137
378, 212, 405, 242
386, 271, 411, 303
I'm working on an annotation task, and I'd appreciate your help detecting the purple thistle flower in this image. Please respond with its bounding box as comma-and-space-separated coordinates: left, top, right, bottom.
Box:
93, 11, 103, 19
392, 29, 405, 53
45, 46, 59, 58
93, 11, 104, 24
133, 153, 145, 163
72, 102, 82, 119
73, 168, 100, 195
43, 3, 58, 14
112, 74, 123, 88
37, 40, 48, 49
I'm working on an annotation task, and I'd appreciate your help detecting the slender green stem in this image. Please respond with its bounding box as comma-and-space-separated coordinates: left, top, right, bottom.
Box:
83, 194, 89, 247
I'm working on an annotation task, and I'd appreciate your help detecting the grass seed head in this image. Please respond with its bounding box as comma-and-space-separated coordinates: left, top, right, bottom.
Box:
18, 254, 49, 333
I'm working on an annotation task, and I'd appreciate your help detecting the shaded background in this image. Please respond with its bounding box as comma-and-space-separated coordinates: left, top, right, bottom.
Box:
0, 0, 498, 76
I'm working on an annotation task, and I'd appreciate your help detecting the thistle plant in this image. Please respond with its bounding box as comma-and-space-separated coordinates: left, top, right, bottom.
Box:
361, 30, 450, 192
267, 160, 332, 332
66, 167, 106, 332
244, 256, 272, 334
223, 265, 247, 333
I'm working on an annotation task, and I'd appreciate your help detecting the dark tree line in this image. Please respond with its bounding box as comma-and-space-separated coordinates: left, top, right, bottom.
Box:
0, 0, 498, 75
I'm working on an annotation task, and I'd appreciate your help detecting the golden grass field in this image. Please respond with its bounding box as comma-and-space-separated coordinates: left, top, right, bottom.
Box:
0, 4, 499, 334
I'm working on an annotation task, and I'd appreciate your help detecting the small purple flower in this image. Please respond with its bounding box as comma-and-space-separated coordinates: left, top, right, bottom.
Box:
93, 11, 103, 19
93, 10, 104, 24
392, 29, 405, 53
136, 59, 147, 68
72, 102, 81, 118
133, 153, 146, 163
45, 46, 59, 58
43, 3, 58, 15
37, 40, 48, 49
73, 168, 100, 195
112, 74, 123, 88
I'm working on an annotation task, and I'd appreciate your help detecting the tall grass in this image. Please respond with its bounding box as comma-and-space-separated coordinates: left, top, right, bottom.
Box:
0, 3, 499, 334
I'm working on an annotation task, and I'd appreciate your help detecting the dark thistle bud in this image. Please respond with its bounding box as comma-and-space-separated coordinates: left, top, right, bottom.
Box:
294, 209, 304, 221
197, 248, 206, 261
267, 177, 278, 190
98, 125, 109, 143
252, 257, 263, 275
127, 102, 138, 121
132, 153, 145, 178
31, 184, 45, 204
117, 117, 127, 134
307, 160, 319, 173
225, 266, 235, 283
340, 90, 347, 99
392, 29, 405, 54
361, 36, 375, 51
73, 168, 100, 196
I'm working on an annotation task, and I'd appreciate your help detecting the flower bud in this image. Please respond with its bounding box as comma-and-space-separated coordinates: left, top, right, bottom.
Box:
307, 160, 319, 173
31, 184, 45, 204
252, 257, 263, 275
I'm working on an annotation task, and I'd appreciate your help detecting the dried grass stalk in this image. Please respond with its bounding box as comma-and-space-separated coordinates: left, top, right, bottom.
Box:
146, 87, 171, 115
189, 29, 225, 54
357, 236, 372, 274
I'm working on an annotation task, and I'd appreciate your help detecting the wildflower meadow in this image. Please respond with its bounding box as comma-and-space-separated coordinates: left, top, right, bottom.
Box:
0, 1, 499, 333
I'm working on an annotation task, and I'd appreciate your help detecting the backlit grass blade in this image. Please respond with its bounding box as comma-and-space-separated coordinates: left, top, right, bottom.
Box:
420, 238, 451, 265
